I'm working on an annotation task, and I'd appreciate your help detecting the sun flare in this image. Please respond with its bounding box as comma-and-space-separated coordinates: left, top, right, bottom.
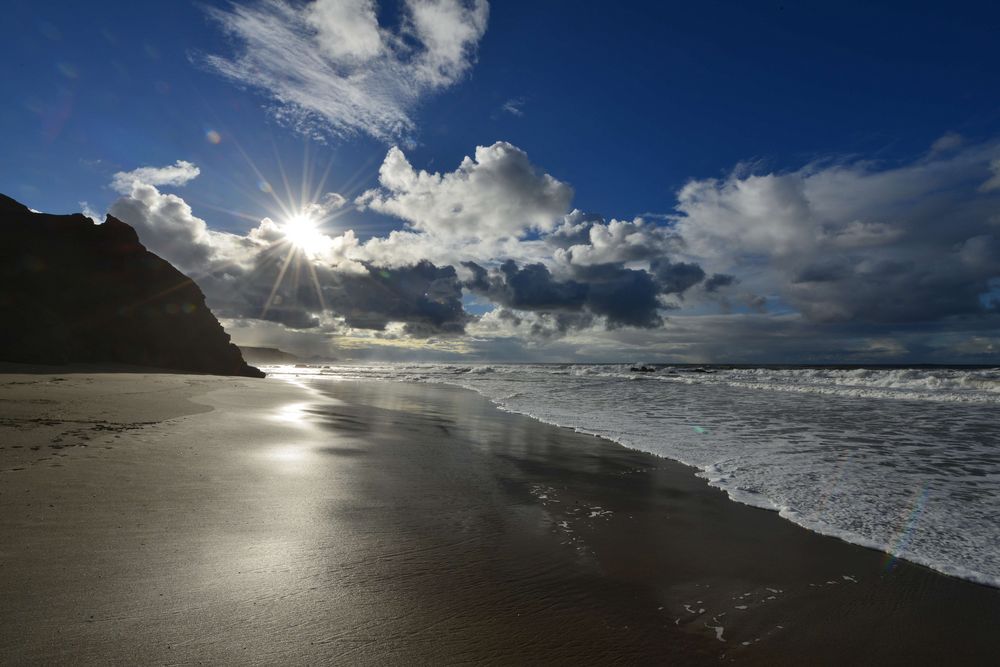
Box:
281, 213, 325, 252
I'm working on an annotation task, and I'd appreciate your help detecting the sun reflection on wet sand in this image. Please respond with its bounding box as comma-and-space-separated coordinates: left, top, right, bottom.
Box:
260, 398, 329, 470
263, 444, 311, 463
273, 401, 313, 425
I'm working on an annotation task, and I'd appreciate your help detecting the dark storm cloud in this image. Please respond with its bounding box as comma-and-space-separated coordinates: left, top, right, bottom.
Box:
461, 260, 490, 292
496, 260, 588, 310
191, 243, 469, 336
463, 260, 588, 313
703, 272, 737, 292
649, 259, 706, 294
574, 263, 663, 328
463, 258, 709, 329
323, 261, 468, 335
189, 242, 326, 330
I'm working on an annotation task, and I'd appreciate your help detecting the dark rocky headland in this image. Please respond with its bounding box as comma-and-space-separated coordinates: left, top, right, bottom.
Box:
0, 194, 262, 378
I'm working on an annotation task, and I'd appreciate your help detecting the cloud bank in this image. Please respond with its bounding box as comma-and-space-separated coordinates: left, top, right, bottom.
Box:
202, 0, 489, 141
674, 142, 1000, 325
103, 137, 1000, 362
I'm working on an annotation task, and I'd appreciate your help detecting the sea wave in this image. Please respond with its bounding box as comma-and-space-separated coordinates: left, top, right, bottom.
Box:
651, 366, 1000, 403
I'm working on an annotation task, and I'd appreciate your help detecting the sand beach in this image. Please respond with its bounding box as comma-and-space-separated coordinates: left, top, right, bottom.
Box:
1, 369, 998, 665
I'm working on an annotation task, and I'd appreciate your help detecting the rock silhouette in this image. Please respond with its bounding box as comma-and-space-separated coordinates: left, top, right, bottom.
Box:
0, 194, 263, 378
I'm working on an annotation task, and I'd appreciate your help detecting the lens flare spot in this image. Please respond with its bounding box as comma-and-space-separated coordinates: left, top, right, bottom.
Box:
205, 129, 222, 144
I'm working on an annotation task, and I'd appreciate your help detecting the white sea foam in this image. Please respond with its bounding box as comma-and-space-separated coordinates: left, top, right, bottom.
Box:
265, 362, 1000, 588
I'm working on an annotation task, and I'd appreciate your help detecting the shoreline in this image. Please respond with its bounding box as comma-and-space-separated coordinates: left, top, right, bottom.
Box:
275, 363, 1000, 592
270, 366, 1000, 591
2, 372, 998, 664
304, 378, 1000, 664
450, 383, 1000, 591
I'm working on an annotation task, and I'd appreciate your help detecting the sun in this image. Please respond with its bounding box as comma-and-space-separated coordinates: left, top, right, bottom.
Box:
281, 213, 326, 253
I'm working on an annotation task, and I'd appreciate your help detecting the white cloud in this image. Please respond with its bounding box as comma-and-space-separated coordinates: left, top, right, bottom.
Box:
106, 162, 270, 278
552, 216, 682, 267
304, 192, 348, 219
305, 0, 383, 63
357, 142, 573, 240
501, 97, 524, 116
109, 182, 226, 272
675, 172, 815, 260
359, 228, 551, 269
80, 201, 103, 224
111, 160, 200, 193
202, 0, 488, 141
407, 0, 490, 86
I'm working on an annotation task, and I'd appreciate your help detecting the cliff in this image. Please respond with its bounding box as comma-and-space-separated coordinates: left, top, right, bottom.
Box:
0, 194, 264, 378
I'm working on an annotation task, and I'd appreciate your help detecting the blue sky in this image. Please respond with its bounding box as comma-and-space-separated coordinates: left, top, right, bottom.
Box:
2, 1, 999, 362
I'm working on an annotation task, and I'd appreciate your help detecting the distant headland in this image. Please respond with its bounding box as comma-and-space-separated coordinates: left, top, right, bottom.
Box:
238, 346, 300, 365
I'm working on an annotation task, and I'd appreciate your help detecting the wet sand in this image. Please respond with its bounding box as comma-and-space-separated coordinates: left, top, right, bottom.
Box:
1, 373, 998, 664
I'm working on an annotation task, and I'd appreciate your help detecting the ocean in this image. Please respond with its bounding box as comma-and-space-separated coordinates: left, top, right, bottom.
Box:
267, 363, 1000, 588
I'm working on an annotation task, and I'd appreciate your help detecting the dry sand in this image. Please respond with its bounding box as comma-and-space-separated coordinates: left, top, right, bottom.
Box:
1, 370, 998, 665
